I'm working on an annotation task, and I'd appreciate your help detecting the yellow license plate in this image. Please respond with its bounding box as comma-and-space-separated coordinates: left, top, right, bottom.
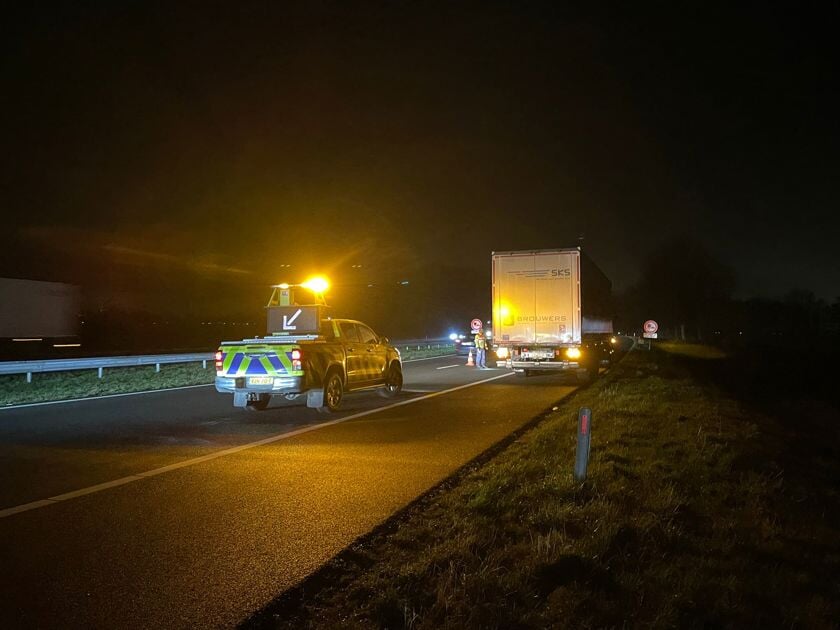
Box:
249, 377, 273, 385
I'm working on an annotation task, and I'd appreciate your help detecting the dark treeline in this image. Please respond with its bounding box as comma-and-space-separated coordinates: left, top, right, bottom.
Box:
615, 236, 840, 348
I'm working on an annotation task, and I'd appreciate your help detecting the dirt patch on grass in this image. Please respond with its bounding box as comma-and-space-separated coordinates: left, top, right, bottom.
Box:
247, 349, 840, 629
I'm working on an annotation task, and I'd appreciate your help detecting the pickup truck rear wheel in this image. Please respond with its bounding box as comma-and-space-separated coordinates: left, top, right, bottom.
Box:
245, 394, 271, 411
378, 364, 403, 398
318, 371, 344, 413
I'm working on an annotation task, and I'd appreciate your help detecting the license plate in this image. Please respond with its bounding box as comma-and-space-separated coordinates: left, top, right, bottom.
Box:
523, 351, 552, 359
249, 376, 273, 385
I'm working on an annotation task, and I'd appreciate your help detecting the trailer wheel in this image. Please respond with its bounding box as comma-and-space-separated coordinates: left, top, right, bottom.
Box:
515, 369, 531, 378
318, 370, 344, 413
245, 394, 271, 411
378, 363, 403, 398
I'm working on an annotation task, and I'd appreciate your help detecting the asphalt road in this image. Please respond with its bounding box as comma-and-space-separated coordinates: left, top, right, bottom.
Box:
0, 355, 579, 628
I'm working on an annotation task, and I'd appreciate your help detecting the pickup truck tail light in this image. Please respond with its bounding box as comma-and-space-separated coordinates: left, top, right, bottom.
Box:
291, 349, 302, 370
214, 351, 223, 370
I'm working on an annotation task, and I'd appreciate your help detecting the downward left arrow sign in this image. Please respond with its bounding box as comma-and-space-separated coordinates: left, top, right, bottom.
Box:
282, 308, 303, 330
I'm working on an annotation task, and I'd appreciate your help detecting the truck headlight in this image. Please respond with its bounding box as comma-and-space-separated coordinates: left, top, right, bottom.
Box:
495, 347, 509, 359
565, 347, 582, 360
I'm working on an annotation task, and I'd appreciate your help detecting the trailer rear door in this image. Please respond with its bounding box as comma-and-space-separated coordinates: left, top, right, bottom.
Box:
492, 250, 581, 345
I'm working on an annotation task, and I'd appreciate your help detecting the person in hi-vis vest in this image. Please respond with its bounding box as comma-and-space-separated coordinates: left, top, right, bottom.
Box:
474, 329, 487, 368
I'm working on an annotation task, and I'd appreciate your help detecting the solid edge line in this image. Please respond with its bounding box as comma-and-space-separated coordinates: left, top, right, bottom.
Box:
0, 372, 514, 519
0, 355, 457, 411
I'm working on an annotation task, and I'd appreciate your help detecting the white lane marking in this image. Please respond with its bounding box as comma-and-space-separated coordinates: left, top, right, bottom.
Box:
435, 364, 461, 370
0, 354, 458, 411
0, 371, 514, 519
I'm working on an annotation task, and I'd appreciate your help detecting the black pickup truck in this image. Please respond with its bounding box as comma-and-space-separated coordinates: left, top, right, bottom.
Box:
214, 317, 403, 412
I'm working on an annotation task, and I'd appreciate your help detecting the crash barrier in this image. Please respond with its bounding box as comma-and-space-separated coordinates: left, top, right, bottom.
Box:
393, 338, 453, 354
0, 338, 454, 383
0, 353, 213, 383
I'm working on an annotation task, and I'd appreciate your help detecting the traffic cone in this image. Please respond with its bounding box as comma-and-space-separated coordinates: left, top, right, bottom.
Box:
466, 348, 475, 366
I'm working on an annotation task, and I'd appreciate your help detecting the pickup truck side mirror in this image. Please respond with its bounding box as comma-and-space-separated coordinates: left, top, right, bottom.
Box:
380, 336, 390, 345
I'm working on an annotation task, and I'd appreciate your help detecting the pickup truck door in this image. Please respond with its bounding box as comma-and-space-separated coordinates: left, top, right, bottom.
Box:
356, 323, 388, 385
338, 322, 365, 386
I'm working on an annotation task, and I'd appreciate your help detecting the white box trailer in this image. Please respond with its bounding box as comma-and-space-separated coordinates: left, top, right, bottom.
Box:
491, 248, 613, 378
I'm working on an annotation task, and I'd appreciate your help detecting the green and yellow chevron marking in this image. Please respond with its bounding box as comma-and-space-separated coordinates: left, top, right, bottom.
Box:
219, 344, 304, 377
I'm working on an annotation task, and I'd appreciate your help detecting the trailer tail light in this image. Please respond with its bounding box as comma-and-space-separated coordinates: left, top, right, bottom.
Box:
214, 351, 223, 370
291, 349, 302, 370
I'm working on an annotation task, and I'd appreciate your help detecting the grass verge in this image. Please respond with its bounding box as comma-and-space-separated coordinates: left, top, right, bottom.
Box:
0, 363, 216, 406
0, 347, 455, 406
253, 348, 840, 628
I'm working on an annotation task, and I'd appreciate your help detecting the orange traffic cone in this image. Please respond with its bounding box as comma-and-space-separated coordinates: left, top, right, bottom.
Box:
466, 348, 475, 366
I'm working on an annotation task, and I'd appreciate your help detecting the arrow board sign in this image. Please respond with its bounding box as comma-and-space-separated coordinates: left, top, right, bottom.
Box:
283, 309, 302, 330
267, 306, 320, 335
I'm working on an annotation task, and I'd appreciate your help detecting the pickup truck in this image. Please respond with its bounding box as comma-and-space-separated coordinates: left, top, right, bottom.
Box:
214, 318, 403, 412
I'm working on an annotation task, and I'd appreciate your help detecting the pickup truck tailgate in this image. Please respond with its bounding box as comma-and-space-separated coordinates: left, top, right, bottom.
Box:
217, 343, 302, 377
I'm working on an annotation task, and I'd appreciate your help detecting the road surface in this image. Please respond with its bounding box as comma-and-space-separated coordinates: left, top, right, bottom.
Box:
0, 356, 579, 628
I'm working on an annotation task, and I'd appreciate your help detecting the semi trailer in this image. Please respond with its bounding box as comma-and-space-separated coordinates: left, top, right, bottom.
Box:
491, 248, 613, 379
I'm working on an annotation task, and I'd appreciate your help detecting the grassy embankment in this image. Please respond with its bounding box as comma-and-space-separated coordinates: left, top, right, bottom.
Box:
0, 346, 454, 406
254, 345, 839, 628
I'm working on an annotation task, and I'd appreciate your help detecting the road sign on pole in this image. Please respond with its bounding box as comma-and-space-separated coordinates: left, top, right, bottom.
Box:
470, 318, 483, 332
643, 320, 658, 334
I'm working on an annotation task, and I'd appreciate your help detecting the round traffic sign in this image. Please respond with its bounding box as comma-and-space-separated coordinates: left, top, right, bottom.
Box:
470, 318, 483, 332
643, 320, 658, 334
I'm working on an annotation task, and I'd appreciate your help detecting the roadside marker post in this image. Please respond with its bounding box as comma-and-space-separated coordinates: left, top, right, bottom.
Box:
574, 407, 592, 482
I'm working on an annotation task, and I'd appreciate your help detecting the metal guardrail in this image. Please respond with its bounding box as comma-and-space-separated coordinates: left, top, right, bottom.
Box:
392, 338, 452, 352
0, 338, 455, 382
0, 353, 213, 383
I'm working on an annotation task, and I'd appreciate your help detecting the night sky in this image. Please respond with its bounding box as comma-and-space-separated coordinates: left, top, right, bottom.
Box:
2, 2, 837, 333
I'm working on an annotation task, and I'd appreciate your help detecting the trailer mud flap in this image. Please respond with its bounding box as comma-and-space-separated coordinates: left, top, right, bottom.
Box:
233, 392, 249, 408
306, 389, 324, 408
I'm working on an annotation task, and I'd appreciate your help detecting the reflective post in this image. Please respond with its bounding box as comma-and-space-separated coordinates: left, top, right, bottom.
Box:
574, 407, 592, 482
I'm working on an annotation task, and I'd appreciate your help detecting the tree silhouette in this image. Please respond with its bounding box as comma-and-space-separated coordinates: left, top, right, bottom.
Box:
631, 236, 735, 340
